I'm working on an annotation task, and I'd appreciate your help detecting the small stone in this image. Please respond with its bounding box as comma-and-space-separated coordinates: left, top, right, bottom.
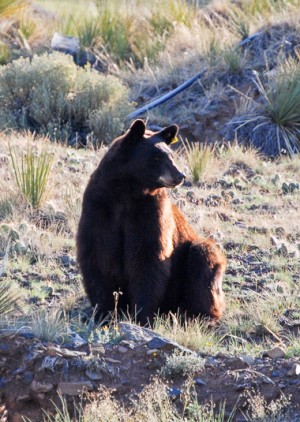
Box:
167, 387, 181, 398
104, 358, 121, 364
90, 344, 105, 356
227, 357, 247, 369
58, 381, 93, 396
194, 377, 206, 386
57, 255, 73, 267
278, 382, 287, 389
117, 346, 128, 353
31, 380, 54, 393
119, 340, 136, 350
263, 346, 286, 359
205, 357, 220, 367
240, 355, 255, 366
147, 337, 174, 351
287, 363, 300, 376
85, 370, 102, 381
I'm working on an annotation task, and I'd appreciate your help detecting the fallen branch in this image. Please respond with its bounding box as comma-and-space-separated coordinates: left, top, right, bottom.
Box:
127, 68, 207, 120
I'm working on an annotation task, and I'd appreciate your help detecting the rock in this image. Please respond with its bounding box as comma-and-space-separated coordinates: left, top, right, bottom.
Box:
90, 344, 105, 356
104, 358, 121, 364
147, 337, 175, 351
85, 370, 102, 381
119, 322, 193, 354
68, 331, 87, 347
30, 380, 54, 393
287, 363, 300, 376
240, 355, 255, 366
58, 381, 93, 396
117, 346, 128, 353
47, 346, 87, 358
118, 322, 153, 343
205, 357, 220, 367
119, 340, 136, 350
263, 346, 286, 359
57, 255, 74, 267
194, 377, 206, 386
51, 32, 80, 56
227, 357, 247, 370
278, 382, 287, 388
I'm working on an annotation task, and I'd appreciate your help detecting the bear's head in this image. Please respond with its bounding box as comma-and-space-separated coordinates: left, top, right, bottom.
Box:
101, 119, 186, 191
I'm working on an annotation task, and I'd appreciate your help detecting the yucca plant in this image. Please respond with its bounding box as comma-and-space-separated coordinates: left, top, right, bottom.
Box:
76, 18, 102, 49
9, 143, 54, 209
182, 141, 214, 183
228, 57, 300, 156
0, 283, 18, 316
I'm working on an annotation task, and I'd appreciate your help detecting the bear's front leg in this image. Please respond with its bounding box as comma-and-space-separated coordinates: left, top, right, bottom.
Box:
127, 262, 171, 325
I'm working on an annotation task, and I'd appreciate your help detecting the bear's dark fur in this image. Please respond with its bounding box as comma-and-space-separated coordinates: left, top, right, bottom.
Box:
77, 120, 226, 325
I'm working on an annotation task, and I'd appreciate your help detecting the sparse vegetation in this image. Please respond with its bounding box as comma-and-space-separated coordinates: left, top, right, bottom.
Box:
0, 0, 299, 420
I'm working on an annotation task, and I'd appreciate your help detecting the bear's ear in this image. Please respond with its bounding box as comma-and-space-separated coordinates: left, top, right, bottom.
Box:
127, 119, 146, 142
158, 125, 179, 145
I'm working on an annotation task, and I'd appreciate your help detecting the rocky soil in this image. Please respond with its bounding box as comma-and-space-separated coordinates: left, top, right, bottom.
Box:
0, 323, 300, 421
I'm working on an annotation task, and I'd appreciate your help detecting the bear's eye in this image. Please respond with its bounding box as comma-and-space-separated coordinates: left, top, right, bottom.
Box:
154, 155, 162, 162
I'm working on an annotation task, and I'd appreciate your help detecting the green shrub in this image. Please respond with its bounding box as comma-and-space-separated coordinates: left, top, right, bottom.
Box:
0, 52, 132, 145
163, 350, 205, 377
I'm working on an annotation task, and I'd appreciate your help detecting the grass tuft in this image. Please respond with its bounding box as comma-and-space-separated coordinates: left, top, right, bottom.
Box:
182, 141, 214, 183
9, 142, 54, 209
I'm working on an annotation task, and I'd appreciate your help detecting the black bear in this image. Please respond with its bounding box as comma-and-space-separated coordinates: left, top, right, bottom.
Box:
77, 120, 226, 325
